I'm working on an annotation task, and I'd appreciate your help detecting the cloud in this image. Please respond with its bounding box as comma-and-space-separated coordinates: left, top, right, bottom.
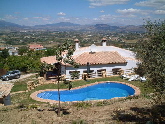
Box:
4, 15, 17, 20
93, 14, 117, 22
57, 12, 66, 16
100, 10, 104, 13
135, 0, 165, 10
42, 18, 49, 21
116, 8, 150, 16
14, 12, 21, 14
23, 18, 29, 20
33, 16, 50, 21
154, 10, 165, 14
89, 6, 95, 8
57, 17, 70, 22
88, 0, 130, 6
92, 14, 144, 25
33, 17, 42, 19
117, 8, 141, 14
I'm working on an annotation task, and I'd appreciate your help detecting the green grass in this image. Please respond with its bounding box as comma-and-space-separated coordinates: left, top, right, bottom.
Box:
11, 76, 154, 105
11, 92, 39, 105
11, 75, 38, 93
11, 81, 27, 92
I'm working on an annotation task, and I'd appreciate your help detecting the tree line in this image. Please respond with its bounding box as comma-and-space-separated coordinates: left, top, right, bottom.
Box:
0, 46, 57, 73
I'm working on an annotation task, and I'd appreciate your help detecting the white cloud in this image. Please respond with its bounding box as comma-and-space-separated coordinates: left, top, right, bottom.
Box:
89, 6, 95, 8
57, 12, 66, 16
4, 15, 17, 20
92, 13, 149, 25
42, 18, 49, 21
116, 8, 150, 16
100, 10, 104, 13
33, 16, 50, 21
57, 17, 70, 22
14, 12, 21, 14
154, 10, 165, 14
33, 17, 42, 19
117, 8, 141, 14
23, 18, 29, 20
135, 0, 165, 10
93, 14, 118, 23
88, 0, 130, 6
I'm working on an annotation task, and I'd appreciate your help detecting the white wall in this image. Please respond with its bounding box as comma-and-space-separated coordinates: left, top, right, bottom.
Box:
73, 46, 135, 59
62, 59, 138, 80
64, 63, 129, 79
61, 44, 138, 79
124, 59, 137, 70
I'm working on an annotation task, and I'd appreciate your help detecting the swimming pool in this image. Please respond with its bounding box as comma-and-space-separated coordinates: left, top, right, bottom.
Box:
37, 82, 135, 102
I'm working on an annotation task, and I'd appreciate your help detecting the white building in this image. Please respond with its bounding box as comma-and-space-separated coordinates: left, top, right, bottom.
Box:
41, 38, 137, 79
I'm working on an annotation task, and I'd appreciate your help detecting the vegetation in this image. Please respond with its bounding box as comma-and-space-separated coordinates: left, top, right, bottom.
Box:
70, 71, 80, 79
8, 75, 164, 123
11, 76, 154, 104
52, 41, 79, 116
1, 21, 165, 123
135, 20, 165, 123
0, 47, 58, 73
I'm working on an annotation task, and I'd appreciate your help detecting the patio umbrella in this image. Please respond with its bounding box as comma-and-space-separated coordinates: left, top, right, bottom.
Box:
87, 62, 90, 74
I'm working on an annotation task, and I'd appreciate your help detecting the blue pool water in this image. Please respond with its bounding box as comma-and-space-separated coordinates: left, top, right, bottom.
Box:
37, 82, 135, 102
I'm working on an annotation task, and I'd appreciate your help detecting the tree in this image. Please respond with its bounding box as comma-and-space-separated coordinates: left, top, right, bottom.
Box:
44, 48, 56, 56
54, 41, 78, 116
0, 49, 9, 59
135, 20, 165, 123
18, 46, 29, 55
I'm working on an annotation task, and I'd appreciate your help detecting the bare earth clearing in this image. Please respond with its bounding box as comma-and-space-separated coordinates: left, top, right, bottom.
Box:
0, 73, 37, 83
0, 97, 153, 124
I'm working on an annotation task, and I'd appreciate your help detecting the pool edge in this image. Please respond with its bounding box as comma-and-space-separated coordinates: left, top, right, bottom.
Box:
30, 81, 141, 104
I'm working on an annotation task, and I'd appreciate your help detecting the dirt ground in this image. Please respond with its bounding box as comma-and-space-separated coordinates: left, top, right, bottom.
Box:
0, 73, 37, 83
0, 97, 154, 124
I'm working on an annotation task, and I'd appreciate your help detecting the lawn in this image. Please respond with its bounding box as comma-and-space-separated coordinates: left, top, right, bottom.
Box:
3, 76, 165, 124
11, 75, 154, 105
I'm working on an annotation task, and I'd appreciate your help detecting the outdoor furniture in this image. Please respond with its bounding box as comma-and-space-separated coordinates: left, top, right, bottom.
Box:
121, 74, 131, 80
128, 75, 139, 81
140, 76, 147, 82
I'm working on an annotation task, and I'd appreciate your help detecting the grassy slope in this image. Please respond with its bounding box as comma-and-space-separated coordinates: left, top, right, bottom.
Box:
11, 76, 154, 105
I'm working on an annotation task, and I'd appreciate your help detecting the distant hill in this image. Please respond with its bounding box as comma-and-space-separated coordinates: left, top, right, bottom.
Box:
119, 25, 146, 33
33, 22, 81, 31
0, 20, 22, 28
94, 24, 120, 31
35, 22, 80, 27
0, 20, 145, 32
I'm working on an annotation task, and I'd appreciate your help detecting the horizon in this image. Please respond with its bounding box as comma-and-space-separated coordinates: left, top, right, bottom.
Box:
0, 20, 145, 27
0, 0, 165, 26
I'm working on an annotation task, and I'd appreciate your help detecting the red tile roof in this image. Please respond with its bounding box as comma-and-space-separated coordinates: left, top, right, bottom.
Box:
29, 44, 43, 49
74, 51, 127, 65
40, 56, 58, 64
40, 51, 127, 66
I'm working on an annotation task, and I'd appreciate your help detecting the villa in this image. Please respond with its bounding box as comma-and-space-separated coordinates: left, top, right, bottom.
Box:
29, 44, 46, 51
41, 38, 137, 79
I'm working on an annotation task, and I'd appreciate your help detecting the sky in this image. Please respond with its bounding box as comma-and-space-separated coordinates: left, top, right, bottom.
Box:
0, 0, 165, 26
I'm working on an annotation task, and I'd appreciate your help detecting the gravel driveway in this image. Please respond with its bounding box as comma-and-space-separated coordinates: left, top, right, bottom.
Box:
0, 73, 37, 83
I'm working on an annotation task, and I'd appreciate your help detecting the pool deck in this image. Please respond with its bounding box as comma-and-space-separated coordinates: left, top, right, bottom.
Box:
30, 81, 141, 104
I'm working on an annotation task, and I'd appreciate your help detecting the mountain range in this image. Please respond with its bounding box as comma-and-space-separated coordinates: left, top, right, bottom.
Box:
0, 20, 145, 32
